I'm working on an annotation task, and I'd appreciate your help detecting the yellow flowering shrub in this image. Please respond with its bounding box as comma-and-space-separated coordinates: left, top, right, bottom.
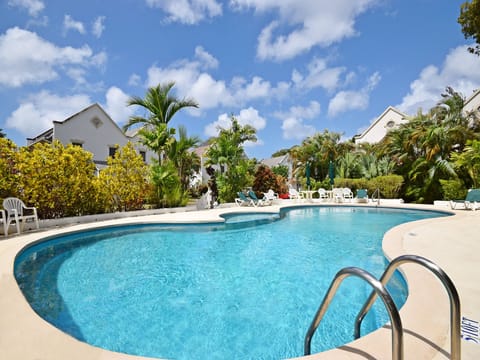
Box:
16, 141, 98, 218
97, 142, 150, 211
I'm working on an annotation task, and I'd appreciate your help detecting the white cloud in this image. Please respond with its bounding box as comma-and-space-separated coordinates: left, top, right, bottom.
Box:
146, 0, 222, 25
5, 91, 91, 136
274, 101, 320, 140
397, 45, 480, 114
195, 46, 218, 69
128, 73, 142, 86
66, 67, 87, 84
281, 117, 316, 140
204, 107, 266, 137
0, 27, 105, 88
146, 48, 287, 111
328, 72, 380, 117
292, 57, 345, 92
231, 0, 378, 61
63, 14, 86, 35
275, 100, 321, 120
103, 86, 135, 124
8, 0, 44, 17
92, 16, 106, 38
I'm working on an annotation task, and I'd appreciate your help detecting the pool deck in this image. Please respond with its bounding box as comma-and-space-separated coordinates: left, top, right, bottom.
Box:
0, 201, 479, 359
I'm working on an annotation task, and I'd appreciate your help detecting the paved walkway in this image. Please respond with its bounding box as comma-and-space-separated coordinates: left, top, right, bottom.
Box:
1, 202, 479, 359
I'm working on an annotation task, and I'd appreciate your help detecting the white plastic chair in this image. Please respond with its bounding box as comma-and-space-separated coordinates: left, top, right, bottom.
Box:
342, 188, 354, 202
0, 209, 7, 236
2, 197, 39, 235
263, 189, 278, 204
318, 188, 329, 201
332, 188, 344, 203
288, 187, 304, 200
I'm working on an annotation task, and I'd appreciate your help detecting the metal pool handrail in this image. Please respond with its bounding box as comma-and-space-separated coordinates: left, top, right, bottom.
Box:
304, 266, 403, 360
354, 254, 461, 360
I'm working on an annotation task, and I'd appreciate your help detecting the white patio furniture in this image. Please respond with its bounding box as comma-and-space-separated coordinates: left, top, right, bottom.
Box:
2, 197, 39, 235
0, 209, 7, 236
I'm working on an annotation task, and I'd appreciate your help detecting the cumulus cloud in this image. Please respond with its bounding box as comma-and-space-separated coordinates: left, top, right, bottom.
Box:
274, 101, 320, 140
92, 16, 106, 38
292, 57, 346, 92
103, 86, 135, 124
0, 27, 106, 88
146, 47, 287, 111
204, 107, 267, 137
281, 117, 316, 140
328, 72, 380, 117
231, 0, 378, 61
5, 91, 91, 136
396, 45, 480, 114
128, 73, 142, 86
63, 14, 86, 35
146, 0, 222, 25
8, 0, 44, 17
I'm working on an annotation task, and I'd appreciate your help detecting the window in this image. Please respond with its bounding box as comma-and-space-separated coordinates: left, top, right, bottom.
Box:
139, 151, 146, 162
91, 117, 103, 129
109, 146, 117, 158
386, 120, 395, 128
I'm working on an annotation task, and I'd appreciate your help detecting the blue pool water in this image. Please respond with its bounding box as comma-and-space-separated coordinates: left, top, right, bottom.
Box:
15, 206, 447, 359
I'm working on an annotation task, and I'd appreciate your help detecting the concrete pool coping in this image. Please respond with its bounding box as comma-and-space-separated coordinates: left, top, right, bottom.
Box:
0, 201, 479, 359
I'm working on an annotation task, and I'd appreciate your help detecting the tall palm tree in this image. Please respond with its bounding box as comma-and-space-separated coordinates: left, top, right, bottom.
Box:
166, 125, 201, 191
124, 82, 198, 162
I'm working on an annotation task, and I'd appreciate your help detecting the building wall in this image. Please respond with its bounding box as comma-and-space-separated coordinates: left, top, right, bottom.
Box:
463, 89, 480, 115
53, 104, 156, 166
354, 107, 407, 144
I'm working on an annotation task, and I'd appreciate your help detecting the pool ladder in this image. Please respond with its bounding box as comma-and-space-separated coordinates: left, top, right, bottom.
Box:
304, 254, 461, 360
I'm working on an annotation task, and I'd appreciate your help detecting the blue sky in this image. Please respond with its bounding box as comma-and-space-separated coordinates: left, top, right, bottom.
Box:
1, 0, 480, 160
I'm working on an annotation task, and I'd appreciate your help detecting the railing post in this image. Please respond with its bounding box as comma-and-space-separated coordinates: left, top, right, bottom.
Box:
354, 255, 461, 360
304, 267, 403, 360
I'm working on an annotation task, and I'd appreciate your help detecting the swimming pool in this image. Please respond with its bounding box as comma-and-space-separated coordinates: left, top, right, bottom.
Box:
14, 206, 447, 359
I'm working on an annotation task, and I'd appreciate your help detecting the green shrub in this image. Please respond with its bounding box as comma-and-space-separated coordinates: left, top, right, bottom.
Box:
16, 141, 98, 218
369, 175, 404, 199
439, 179, 467, 200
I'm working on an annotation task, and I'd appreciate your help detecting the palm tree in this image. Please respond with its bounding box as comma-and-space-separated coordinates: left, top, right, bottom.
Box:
206, 116, 257, 201
0, 128, 5, 138
124, 82, 198, 162
166, 125, 201, 191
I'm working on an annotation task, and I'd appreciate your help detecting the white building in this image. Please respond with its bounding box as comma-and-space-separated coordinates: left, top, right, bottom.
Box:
27, 104, 156, 169
463, 88, 480, 116
353, 106, 408, 144
354, 89, 480, 145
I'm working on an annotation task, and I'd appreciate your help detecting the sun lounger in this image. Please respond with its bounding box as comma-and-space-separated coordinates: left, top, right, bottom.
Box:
450, 189, 480, 211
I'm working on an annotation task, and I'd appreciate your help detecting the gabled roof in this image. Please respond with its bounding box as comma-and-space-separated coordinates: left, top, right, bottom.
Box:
463, 88, 480, 110
354, 106, 408, 141
27, 103, 131, 144
260, 154, 290, 168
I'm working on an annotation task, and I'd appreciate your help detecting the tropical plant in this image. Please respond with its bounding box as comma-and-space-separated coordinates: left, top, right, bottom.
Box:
97, 142, 150, 212
0, 138, 17, 200
451, 139, 480, 188
150, 160, 189, 208
124, 82, 198, 163
289, 130, 344, 186
0, 128, 5, 138
206, 115, 257, 202
458, 0, 480, 56
166, 125, 201, 191
378, 87, 478, 203
272, 164, 289, 179
16, 141, 98, 218
252, 164, 285, 195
